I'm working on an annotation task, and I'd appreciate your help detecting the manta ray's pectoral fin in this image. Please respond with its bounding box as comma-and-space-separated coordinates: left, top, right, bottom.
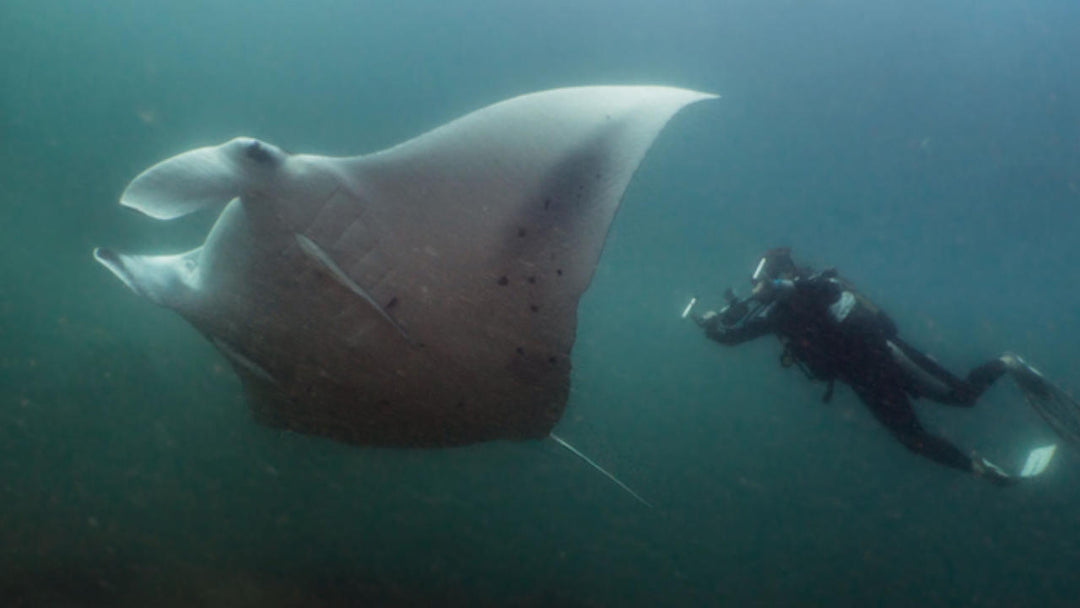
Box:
294, 234, 412, 342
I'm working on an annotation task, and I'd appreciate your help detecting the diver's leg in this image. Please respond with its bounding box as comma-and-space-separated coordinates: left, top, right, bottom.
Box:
962, 357, 1009, 397
850, 383, 1016, 487
887, 339, 1007, 406
851, 383, 972, 470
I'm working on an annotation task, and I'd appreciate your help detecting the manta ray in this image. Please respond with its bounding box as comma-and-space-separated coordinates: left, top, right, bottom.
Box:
95, 86, 714, 458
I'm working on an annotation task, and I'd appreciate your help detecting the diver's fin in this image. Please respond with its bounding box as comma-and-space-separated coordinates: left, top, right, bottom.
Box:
1002, 353, 1052, 399
1003, 352, 1080, 445
1019, 444, 1057, 478
550, 433, 653, 508
974, 456, 1014, 486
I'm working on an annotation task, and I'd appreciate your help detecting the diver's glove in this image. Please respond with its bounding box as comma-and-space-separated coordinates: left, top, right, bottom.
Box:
972, 456, 1018, 487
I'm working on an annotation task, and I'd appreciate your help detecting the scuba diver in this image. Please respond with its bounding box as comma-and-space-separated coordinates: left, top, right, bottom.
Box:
685, 247, 1075, 486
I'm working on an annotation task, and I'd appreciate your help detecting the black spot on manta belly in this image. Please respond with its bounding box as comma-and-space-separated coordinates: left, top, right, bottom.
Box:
517, 227, 527, 237
497, 275, 509, 286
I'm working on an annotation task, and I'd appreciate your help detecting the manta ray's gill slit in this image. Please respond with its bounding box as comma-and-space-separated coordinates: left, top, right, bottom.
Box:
213, 337, 277, 385
294, 233, 410, 341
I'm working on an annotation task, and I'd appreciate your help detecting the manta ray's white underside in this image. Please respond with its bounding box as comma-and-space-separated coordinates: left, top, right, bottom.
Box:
94, 86, 716, 447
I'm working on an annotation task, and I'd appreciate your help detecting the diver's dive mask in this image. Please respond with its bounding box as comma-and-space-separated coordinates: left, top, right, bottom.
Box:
750, 247, 799, 286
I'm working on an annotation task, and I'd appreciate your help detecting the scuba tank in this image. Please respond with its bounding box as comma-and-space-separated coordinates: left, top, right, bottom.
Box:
821, 270, 898, 339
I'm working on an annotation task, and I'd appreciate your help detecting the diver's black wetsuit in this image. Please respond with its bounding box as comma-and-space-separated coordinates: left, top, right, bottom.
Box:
700, 270, 1009, 474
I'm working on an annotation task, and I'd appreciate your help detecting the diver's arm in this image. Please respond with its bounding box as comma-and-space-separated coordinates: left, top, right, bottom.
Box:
703, 318, 772, 344
695, 302, 775, 345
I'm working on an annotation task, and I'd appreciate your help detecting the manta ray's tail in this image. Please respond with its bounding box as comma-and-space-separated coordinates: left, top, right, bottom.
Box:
550, 433, 653, 508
